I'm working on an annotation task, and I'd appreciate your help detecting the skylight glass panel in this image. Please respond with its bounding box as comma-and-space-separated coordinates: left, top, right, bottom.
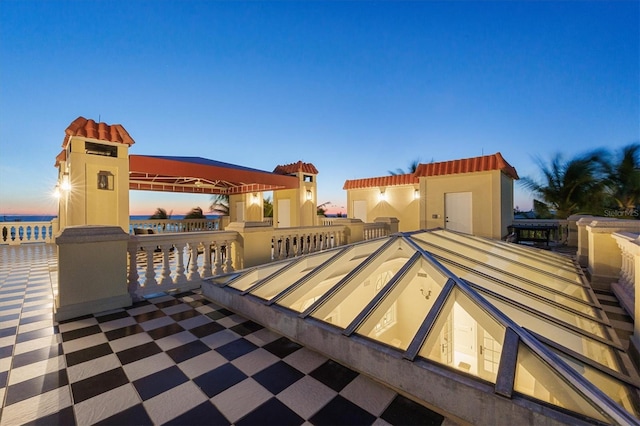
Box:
412, 237, 591, 302
415, 232, 583, 286
514, 344, 609, 423
277, 238, 391, 312
550, 348, 640, 418
417, 288, 506, 383
310, 240, 415, 328
227, 261, 295, 291
479, 291, 623, 373
250, 250, 339, 301
437, 257, 598, 317
471, 284, 608, 337
433, 230, 577, 275
355, 257, 448, 350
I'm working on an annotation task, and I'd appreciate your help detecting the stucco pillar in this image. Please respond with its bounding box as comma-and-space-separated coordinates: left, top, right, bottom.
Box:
55, 225, 131, 321
586, 219, 640, 290
567, 214, 592, 249
576, 217, 596, 267
225, 221, 274, 269
334, 218, 364, 244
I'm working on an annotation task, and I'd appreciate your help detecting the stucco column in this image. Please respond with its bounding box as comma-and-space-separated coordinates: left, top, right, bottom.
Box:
55, 225, 131, 321
567, 214, 592, 249
334, 218, 364, 244
225, 221, 274, 269
576, 217, 597, 267
586, 219, 640, 290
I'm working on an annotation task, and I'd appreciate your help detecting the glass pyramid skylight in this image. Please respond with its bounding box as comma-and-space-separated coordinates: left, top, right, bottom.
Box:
203, 229, 640, 424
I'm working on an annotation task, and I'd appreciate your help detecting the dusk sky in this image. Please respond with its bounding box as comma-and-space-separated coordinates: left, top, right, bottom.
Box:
1, 1, 638, 217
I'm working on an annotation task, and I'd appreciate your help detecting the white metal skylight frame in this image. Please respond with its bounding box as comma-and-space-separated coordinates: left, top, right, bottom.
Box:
203, 229, 640, 424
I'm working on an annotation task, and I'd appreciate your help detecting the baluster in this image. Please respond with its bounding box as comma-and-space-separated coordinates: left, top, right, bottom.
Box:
159, 245, 173, 287
310, 233, 317, 253
223, 242, 233, 273
282, 236, 289, 259
279, 237, 286, 260
270, 237, 275, 260
213, 242, 223, 275
187, 242, 201, 280
127, 244, 142, 300
173, 243, 187, 285
143, 246, 158, 288
296, 234, 303, 256
203, 242, 213, 276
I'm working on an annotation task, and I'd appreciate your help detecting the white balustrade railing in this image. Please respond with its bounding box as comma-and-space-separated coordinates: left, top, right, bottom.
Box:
317, 216, 338, 226
1, 221, 56, 245
127, 231, 237, 301
612, 232, 639, 320
271, 225, 346, 260
130, 218, 223, 234
364, 222, 390, 240
511, 219, 570, 245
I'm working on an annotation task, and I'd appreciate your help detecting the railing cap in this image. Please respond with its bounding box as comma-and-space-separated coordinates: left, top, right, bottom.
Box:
586, 218, 640, 233
56, 225, 129, 244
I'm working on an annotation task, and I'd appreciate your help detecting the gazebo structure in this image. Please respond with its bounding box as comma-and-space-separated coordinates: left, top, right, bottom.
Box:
54, 117, 318, 231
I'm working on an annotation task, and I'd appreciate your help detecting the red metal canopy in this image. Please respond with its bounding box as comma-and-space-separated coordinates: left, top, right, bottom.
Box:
129, 155, 299, 195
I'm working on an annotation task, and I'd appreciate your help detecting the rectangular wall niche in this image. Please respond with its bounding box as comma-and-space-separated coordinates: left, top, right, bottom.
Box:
97, 171, 114, 190
85, 141, 118, 157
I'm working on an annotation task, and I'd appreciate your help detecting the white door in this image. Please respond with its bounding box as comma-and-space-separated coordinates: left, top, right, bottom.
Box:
236, 202, 245, 222
445, 192, 472, 234
277, 199, 290, 228
354, 200, 367, 222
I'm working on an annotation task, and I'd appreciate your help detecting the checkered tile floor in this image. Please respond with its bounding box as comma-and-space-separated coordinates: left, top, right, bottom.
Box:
0, 244, 447, 425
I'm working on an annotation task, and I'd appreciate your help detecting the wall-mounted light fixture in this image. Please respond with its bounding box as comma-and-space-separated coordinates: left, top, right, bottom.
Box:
306, 190, 313, 201
251, 193, 259, 205
414, 189, 420, 200
60, 173, 71, 192
378, 190, 386, 202
97, 171, 114, 190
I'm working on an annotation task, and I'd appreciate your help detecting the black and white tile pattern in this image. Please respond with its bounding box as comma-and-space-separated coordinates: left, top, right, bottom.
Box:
0, 245, 447, 425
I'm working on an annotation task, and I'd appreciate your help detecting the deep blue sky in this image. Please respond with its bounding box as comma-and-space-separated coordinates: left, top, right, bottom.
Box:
1, 0, 638, 216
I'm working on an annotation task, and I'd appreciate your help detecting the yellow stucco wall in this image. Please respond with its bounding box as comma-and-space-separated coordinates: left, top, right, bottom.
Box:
347, 186, 420, 232
229, 193, 264, 222
273, 172, 316, 227
347, 170, 514, 239
62, 136, 130, 232
424, 170, 511, 238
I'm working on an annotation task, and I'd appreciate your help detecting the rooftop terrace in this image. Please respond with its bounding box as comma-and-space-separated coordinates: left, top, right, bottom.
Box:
0, 244, 450, 425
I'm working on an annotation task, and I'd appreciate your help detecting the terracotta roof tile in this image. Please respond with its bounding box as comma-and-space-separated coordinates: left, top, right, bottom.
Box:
62, 116, 135, 148
54, 150, 66, 168
273, 161, 319, 175
414, 152, 519, 180
343, 152, 518, 190
342, 173, 418, 190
